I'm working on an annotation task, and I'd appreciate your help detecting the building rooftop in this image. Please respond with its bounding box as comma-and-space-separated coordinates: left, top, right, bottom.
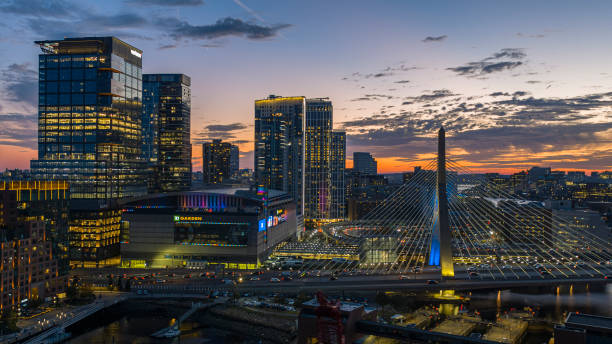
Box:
565, 313, 612, 332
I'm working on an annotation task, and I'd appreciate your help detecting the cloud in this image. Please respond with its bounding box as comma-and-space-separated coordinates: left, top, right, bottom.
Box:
405, 89, 458, 103
0, 0, 73, 17
126, 0, 204, 6
340, 91, 612, 172
0, 113, 37, 149
0, 63, 38, 108
193, 122, 250, 143
394, 80, 410, 84
350, 94, 396, 102
171, 17, 291, 41
447, 48, 526, 77
486, 48, 526, 60
422, 35, 447, 43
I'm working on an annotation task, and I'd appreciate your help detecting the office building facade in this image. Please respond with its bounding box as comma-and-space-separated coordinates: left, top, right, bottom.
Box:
202, 139, 234, 185
142, 74, 192, 192
0, 221, 66, 313
330, 131, 346, 220
304, 98, 333, 222
254, 95, 306, 219
30, 37, 147, 199
230, 145, 240, 178
353, 152, 377, 175
0, 181, 70, 276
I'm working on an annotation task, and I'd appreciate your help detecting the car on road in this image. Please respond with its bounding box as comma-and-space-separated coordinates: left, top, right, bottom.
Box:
270, 277, 281, 283
399, 275, 411, 280
249, 276, 260, 281
468, 272, 480, 279
329, 275, 338, 281
426, 280, 439, 285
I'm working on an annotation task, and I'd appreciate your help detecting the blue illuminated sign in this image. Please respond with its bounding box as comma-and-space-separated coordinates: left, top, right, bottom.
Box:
258, 219, 266, 232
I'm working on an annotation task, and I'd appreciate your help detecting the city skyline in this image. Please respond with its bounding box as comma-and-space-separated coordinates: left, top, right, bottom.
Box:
0, 1, 611, 174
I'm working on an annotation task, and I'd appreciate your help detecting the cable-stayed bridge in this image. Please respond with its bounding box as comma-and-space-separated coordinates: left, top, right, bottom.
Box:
280, 128, 612, 282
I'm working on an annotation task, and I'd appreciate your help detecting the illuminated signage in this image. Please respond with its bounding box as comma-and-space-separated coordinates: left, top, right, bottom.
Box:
130, 49, 142, 58
173, 215, 203, 222
258, 219, 266, 232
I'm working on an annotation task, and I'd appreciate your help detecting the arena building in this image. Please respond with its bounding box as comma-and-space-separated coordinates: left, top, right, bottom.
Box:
119, 188, 297, 269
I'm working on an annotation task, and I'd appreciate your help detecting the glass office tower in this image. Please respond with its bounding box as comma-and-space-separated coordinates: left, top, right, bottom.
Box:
304, 98, 333, 224
30, 37, 147, 199
142, 74, 192, 192
254, 95, 306, 219
330, 131, 346, 220
202, 139, 233, 184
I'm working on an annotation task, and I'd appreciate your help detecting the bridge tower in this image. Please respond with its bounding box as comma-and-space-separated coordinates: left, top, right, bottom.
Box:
428, 127, 454, 278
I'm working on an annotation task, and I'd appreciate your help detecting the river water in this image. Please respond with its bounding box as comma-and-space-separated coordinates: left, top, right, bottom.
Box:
65, 284, 612, 344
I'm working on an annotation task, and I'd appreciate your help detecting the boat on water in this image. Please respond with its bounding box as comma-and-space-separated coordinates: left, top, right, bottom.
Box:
160, 327, 181, 338
152, 326, 181, 338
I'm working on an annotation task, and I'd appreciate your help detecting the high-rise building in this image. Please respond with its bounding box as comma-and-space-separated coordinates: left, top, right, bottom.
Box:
142, 74, 192, 192
230, 145, 240, 178
304, 98, 333, 223
30, 37, 147, 199
202, 139, 234, 184
330, 131, 346, 220
254, 95, 306, 219
353, 152, 378, 175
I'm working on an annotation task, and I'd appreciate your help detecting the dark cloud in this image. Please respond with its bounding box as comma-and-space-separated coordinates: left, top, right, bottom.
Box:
193, 122, 250, 143
0, 63, 38, 108
159, 44, 177, 50
171, 17, 291, 41
394, 80, 410, 84
486, 48, 526, 60
126, 0, 204, 6
351, 94, 396, 102
516, 32, 545, 39
489, 92, 511, 97
341, 91, 612, 171
526, 80, 541, 84
405, 89, 458, 103
447, 48, 526, 77
422, 35, 447, 43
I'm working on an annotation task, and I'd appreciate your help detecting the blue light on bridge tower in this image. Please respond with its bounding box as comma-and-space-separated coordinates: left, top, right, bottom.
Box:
429, 196, 441, 266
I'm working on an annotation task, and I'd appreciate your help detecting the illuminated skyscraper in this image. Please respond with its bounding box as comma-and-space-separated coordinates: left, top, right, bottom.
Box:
31, 37, 147, 199
304, 98, 333, 224
202, 139, 234, 184
142, 74, 192, 192
254, 95, 306, 219
230, 145, 239, 177
330, 131, 346, 220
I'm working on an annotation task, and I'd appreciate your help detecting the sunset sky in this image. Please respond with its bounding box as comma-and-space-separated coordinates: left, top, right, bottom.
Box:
0, 0, 611, 174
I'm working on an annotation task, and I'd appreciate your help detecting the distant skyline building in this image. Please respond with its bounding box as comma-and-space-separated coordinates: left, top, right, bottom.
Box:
142, 74, 192, 193
30, 36, 147, 199
230, 145, 239, 177
353, 152, 378, 175
304, 98, 333, 223
330, 131, 346, 220
254, 95, 306, 220
202, 139, 234, 184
